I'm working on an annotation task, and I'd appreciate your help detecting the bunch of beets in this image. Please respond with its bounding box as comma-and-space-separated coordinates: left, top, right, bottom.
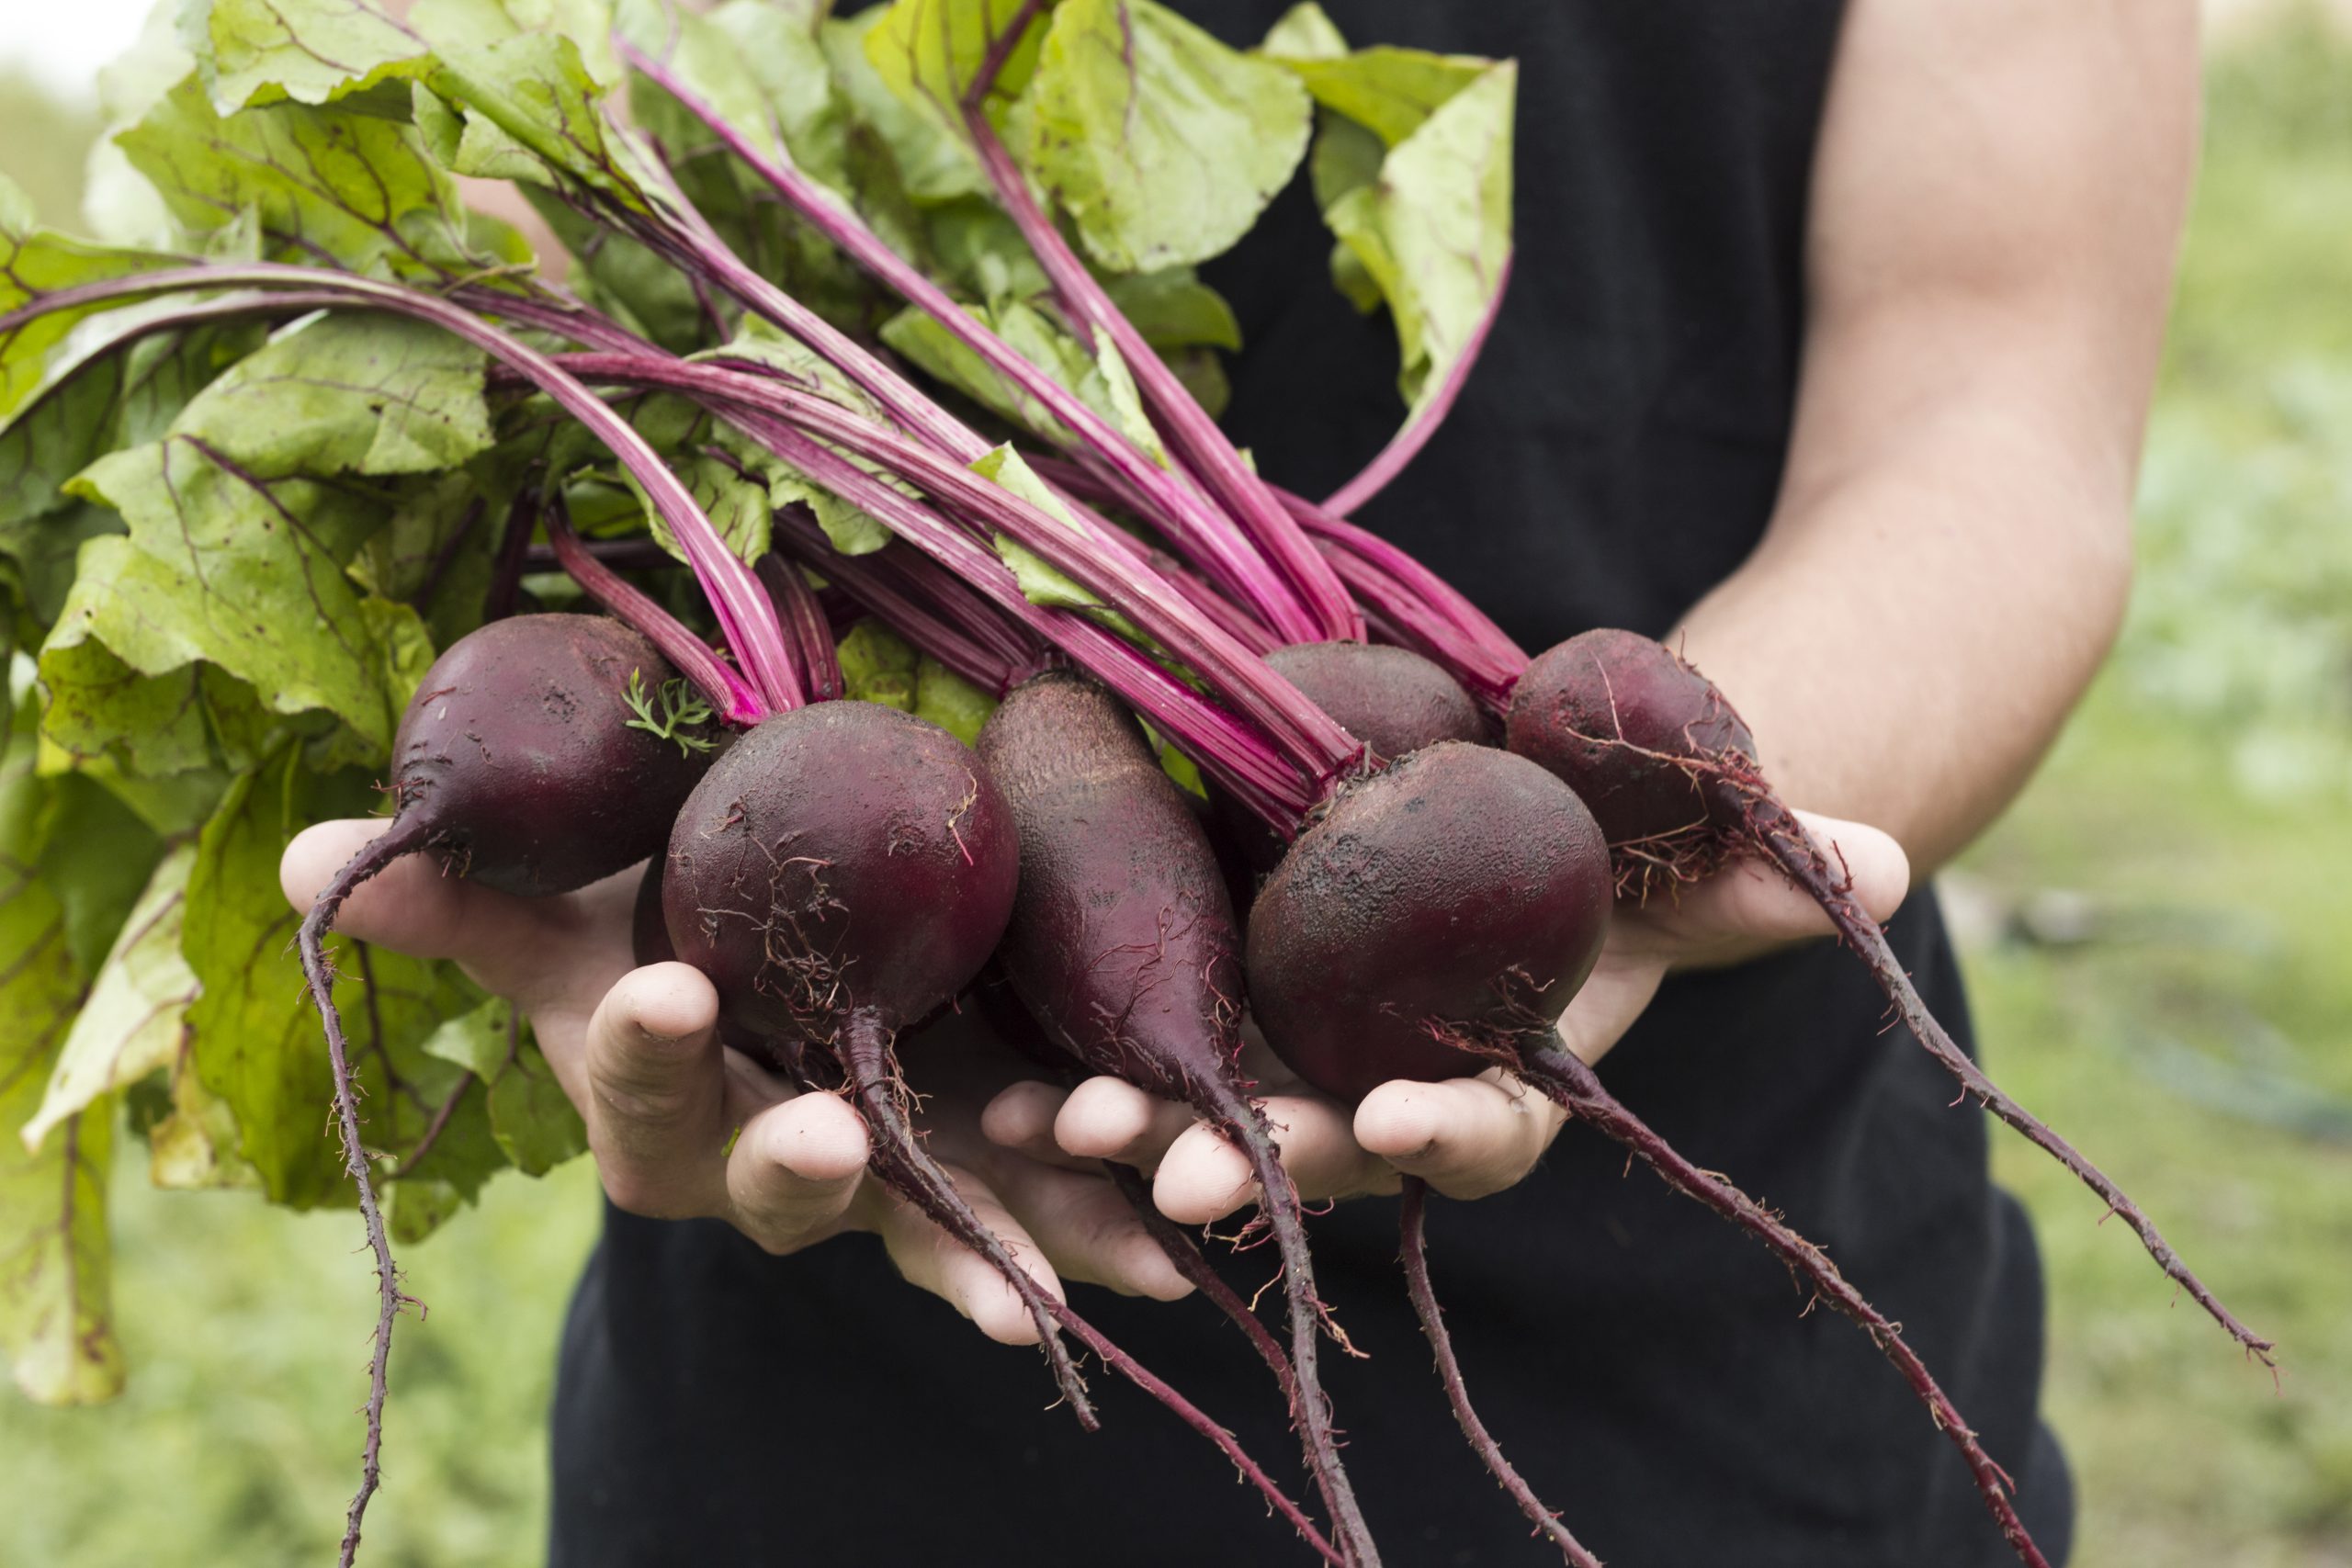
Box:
0, 5, 2269, 1565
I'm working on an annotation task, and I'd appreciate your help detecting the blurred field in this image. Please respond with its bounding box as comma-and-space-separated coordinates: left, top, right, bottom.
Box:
4, 11, 2351, 1565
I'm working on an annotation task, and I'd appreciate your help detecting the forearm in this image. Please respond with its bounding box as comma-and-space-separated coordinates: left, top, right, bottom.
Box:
1673, 393, 2132, 875
1670, 0, 2197, 878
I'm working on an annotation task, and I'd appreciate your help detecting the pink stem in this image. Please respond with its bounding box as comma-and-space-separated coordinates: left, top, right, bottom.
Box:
960, 108, 1361, 644
545, 498, 773, 721
754, 553, 842, 703
1321, 253, 1515, 520
548, 352, 1362, 800
617, 38, 1330, 645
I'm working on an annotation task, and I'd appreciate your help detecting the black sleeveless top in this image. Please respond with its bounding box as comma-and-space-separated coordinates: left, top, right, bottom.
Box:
550, 6, 2074, 1563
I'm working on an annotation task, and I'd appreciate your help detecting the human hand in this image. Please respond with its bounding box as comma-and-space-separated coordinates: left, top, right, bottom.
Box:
985, 810, 1908, 1221
281, 819, 1193, 1344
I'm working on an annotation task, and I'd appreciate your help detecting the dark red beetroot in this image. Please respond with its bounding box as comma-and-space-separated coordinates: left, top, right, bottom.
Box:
379, 615, 713, 896
1238, 646, 1590, 1562
662, 701, 1339, 1562
1268, 641, 1490, 760
1506, 630, 2271, 1363
1248, 742, 1614, 1103
1216, 642, 1492, 880
296, 613, 718, 1566
978, 674, 1376, 1565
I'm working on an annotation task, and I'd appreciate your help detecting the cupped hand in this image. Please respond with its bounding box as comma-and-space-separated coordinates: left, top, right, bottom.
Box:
281, 819, 1192, 1347
985, 809, 1909, 1222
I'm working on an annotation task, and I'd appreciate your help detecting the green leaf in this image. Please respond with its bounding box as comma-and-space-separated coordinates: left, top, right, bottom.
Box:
1272, 47, 1489, 149
0, 184, 187, 418
34, 775, 165, 976
0, 708, 121, 1405
971, 443, 1100, 614
879, 297, 1161, 457
410, 0, 622, 91
419, 995, 509, 1079
116, 77, 481, 277
184, 749, 484, 1206
417, 992, 592, 1198
18, 845, 198, 1156
41, 437, 407, 761
486, 1038, 584, 1175
1, 312, 263, 546
822, 9, 985, 208
620, 0, 850, 191
863, 0, 1046, 140
519, 189, 707, 350
912, 654, 995, 747
1259, 3, 1347, 62
348, 471, 499, 652
413, 2, 650, 213
1319, 61, 1515, 421
1020, 0, 1311, 272
2, 310, 266, 638
171, 314, 495, 479
184, 0, 432, 113
835, 618, 917, 710
689, 326, 907, 558
146, 1046, 259, 1190
922, 198, 1051, 303
35, 623, 221, 779
1100, 267, 1241, 351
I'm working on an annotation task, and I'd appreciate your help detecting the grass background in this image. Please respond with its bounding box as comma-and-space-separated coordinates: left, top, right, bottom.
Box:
4, 8, 2350, 1563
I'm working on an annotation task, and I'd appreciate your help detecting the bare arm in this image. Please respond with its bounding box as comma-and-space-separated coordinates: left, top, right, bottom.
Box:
1679, 0, 2200, 874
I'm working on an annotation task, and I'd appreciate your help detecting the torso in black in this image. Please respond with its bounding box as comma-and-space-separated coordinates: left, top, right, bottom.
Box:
549, 5, 2074, 1562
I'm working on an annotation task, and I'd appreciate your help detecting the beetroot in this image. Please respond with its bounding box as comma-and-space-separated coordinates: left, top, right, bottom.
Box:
656, 703, 1058, 1380
1217, 642, 1494, 879
1248, 742, 1614, 1103
978, 673, 1375, 1563
1265, 641, 1490, 760
1507, 629, 2271, 1365
294, 613, 718, 1562
662, 701, 1016, 1044
661, 701, 1340, 1561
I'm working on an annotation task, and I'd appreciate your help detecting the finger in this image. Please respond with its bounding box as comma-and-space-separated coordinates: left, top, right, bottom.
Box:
989, 1157, 1193, 1302
1052, 1077, 1198, 1171
1354, 1072, 1568, 1200
724, 1090, 872, 1254
978, 1080, 1096, 1172
280, 818, 640, 1009
1553, 959, 1668, 1069
1152, 1093, 1385, 1224
581, 963, 731, 1221
1674, 811, 1912, 949
876, 1165, 1066, 1347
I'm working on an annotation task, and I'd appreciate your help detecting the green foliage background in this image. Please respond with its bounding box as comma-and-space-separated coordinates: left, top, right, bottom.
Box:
2, 8, 2348, 1563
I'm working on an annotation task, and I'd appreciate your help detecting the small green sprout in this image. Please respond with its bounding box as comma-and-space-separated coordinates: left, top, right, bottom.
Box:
623, 667, 717, 756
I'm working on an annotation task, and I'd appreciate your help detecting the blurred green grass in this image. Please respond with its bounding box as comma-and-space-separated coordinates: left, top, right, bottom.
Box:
5, 10, 2352, 1563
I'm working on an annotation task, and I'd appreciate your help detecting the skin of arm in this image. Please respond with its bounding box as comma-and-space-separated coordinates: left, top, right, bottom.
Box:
1008, 0, 2204, 1218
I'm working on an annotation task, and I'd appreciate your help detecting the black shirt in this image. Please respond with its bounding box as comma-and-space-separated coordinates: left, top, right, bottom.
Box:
550, 5, 2074, 1563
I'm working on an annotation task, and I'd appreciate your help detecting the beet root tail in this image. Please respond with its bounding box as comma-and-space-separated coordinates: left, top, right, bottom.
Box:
295, 817, 433, 1568
837, 1010, 1097, 1427
1751, 803, 2274, 1368
839, 1025, 1346, 1564
1399, 1178, 1602, 1567
1517, 1041, 2052, 1568
1193, 1077, 1383, 1566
